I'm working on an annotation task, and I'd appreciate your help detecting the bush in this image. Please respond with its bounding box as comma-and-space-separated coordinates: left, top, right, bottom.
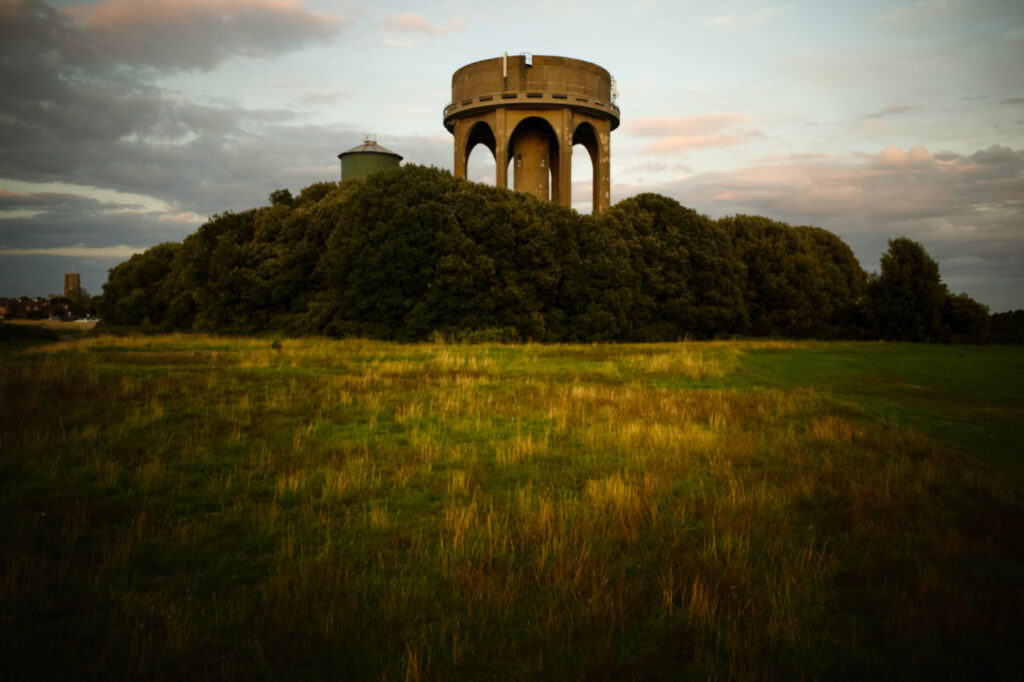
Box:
451, 326, 520, 344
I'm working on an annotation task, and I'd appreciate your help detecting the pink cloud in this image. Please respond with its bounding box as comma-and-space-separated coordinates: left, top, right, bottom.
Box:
618, 161, 695, 177
69, 0, 339, 29
641, 135, 746, 153
627, 114, 754, 138
66, 0, 347, 70
628, 115, 760, 154
873, 144, 933, 168
381, 12, 464, 36
157, 211, 205, 224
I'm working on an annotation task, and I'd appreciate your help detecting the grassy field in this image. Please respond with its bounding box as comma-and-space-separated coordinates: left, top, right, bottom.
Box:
1, 335, 1021, 680
0, 319, 98, 347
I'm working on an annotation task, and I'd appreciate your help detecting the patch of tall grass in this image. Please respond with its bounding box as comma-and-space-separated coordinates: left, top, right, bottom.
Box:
1, 336, 1020, 680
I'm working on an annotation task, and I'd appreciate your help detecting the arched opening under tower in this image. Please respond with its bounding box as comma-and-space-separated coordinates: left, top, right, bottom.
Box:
572, 122, 600, 214
465, 121, 497, 185
509, 117, 559, 202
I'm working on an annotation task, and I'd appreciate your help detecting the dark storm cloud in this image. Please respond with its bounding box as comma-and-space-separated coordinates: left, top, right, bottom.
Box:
0, 1, 139, 162
0, 190, 132, 212
0, 0, 359, 259
0, 206, 189, 250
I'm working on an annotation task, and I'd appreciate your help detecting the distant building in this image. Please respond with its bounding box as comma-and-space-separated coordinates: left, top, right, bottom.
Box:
0, 296, 48, 319
64, 273, 81, 299
337, 138, 403, 182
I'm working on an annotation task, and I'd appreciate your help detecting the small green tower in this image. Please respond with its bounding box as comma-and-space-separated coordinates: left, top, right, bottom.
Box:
338, 138, 403, 181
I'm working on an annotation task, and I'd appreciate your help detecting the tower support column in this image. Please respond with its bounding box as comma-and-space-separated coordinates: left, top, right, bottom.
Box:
494, 109, 508, 189
556, 109, 573, 208
596, 123, 611, 213
453, 120, 468, 180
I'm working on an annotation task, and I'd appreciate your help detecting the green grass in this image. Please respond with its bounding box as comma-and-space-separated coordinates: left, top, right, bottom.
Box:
1, 336, 1021, 680
736, 342, 1024, 468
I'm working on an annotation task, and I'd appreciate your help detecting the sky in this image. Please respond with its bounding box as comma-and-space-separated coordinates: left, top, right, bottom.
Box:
1, 0, 1022, 312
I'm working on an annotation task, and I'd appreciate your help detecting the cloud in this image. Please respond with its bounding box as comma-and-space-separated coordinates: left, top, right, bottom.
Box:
662, 144, 1023, 224
0, 186, 191, 257
0, 1, 373, 239
618, 162, 695, 177
0, 190, 115, 211
382, 38, 419, 50
861, 105, 918, 119
706, 4, 794, 28
872, 144, 934, 168
0, 180, 209, 252
627, 115, 754, 137
0, 181, 179, 211
626, 115, 760, 154
641, 136, 747, 153
0, 207, 189, 251
66, 0, 348, 71
0, 1, 305, 168
299, 91, 349, 107
875, 0, 951, 26
381, 11, 464, 37
0, 245, 143, 258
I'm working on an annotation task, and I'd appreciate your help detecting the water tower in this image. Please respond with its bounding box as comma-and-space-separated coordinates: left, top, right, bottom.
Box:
444, 54, 619, 212
337, 138, 403, 182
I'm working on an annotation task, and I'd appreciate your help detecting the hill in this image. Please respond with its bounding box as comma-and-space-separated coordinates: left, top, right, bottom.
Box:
96, 165, 991, 342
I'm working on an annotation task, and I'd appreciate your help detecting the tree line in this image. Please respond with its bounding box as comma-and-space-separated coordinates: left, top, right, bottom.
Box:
97, 164, 1012, 343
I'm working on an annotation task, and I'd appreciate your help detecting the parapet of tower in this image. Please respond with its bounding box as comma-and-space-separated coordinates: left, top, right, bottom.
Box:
444, 54, 619, 213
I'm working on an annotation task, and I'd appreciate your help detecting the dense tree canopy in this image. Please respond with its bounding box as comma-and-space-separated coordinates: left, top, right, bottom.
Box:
96, 165, 996, 343
868, 237, 947, 341
595, 194, 746, 340
722, 215, 866, 338
96, 242, 180, 327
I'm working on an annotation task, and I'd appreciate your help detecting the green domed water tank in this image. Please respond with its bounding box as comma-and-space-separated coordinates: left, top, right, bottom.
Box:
338, 139, 403, 181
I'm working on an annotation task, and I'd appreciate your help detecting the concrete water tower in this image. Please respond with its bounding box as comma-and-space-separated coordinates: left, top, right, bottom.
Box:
337, 138, 403, 181
444, 53, 619, 212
